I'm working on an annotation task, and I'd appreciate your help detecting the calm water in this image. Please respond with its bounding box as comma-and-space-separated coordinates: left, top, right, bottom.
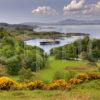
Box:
25, 25, 100, 53
35, 25, 100, 38
25, 36, 83, 53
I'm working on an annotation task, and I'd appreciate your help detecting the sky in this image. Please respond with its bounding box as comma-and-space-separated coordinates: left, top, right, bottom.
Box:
0, 0, 100, 24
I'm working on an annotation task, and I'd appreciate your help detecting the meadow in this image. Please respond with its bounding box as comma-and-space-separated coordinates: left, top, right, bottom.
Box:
10, 56, 96, 82
36, 57, 88, 82
1, 56, 98, 100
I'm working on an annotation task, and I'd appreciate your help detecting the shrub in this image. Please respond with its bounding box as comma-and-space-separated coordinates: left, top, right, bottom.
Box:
79, 51, 88, 60
0, 57, 7, 65
0, 73, 100, 91
45, 80, 69, 90
6, 56, 21, 75
53, 71, 65, 80
0, 77, 16, 90
87, 74, 100, 79
0, 45, 15, 58
65, 71, 77, 81
76, 73, 100, 80
68, 78, 82, 85
18, 68, 34, 82
20, 50, 46, 72
0, 28, 9, 39
26, 80, 44, 90
76, 74, 89, 80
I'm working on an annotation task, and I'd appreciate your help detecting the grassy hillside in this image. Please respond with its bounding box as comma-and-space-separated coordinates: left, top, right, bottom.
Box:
36, 57, 88, 82
10, 56, 99, 82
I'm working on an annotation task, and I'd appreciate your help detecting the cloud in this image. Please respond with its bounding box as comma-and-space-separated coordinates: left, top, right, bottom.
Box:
64, 0, 85, 12
83, 2, 100, 15
32, 6, 58, 15
64, 0, 100, 16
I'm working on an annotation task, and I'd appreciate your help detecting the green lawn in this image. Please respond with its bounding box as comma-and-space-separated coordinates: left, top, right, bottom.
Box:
10, 56, 98, 82
36, 57, 88, 82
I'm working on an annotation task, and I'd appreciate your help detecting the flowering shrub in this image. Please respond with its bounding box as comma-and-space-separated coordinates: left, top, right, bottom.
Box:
87, 74, 100, 79
0, 77, 16, 90
68, 78, 82, 85
76, 74, 89, 80
26, 80, 44, 90
76, 73, 100, 80
45, 80, 68, 90
0, 73, 100, 90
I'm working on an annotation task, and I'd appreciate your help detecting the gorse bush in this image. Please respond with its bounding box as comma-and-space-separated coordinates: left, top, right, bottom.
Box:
0, 73, 100, 91
26, 80, 44, 90
45, 80, 70, 90
0, 77, 17, 90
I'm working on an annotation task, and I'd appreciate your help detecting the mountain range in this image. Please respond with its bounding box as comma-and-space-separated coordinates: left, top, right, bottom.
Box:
0, 19, 100, 28
22, 19, 100, 26
57, 19, 100, 25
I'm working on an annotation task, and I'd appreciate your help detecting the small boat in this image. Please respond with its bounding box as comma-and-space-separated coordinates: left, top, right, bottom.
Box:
40, 39, 60, 45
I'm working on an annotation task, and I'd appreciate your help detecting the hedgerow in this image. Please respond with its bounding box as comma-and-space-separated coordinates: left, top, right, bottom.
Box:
0, 73, 100, 90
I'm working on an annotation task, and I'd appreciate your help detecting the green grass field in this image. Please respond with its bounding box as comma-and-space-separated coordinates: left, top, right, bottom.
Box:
2, 57, 100, 100
10, 56, 98, 82
35, 57, 95, 82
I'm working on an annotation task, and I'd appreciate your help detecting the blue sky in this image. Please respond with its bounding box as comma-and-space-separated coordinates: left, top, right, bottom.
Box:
0, 0, 100, 24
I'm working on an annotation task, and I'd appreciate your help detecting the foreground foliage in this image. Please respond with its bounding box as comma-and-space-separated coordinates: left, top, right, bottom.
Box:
0, 73, 100, 91
0, 28, 47, 75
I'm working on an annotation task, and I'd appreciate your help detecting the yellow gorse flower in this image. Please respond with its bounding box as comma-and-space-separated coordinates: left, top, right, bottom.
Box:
0, 73, 100, 90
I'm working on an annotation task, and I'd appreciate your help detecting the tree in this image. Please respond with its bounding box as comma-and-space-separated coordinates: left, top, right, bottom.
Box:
6, 56, 21, 75
0, 28, 9, 39
0, 45, 15, 58
92, 49, 100, 60
20, 50, 46, 72
79, 51, 88, 60
64, 44, 78, 59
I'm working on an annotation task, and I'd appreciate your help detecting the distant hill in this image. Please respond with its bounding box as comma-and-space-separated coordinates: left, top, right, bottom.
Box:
21, 19, 100, 26
0, 23, 35, 30
1, 19, 100, 28
56, 19, 100, 25
21, 22, 52, 26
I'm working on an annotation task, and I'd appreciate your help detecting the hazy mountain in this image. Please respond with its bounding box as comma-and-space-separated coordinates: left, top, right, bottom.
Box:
56, 19, 100, 25
21, 19, 100, 26
1, 19, 100, 28
21, 22, 52, 26
0, 23, 34, 29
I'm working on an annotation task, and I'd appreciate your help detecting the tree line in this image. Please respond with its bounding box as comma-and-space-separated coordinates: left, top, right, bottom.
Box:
0, 28, 47, 75
50, 36, 100, 61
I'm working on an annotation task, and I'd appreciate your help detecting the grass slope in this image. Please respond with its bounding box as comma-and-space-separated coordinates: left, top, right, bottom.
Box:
0, 57, 100, 100
36, 57, 88, 82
